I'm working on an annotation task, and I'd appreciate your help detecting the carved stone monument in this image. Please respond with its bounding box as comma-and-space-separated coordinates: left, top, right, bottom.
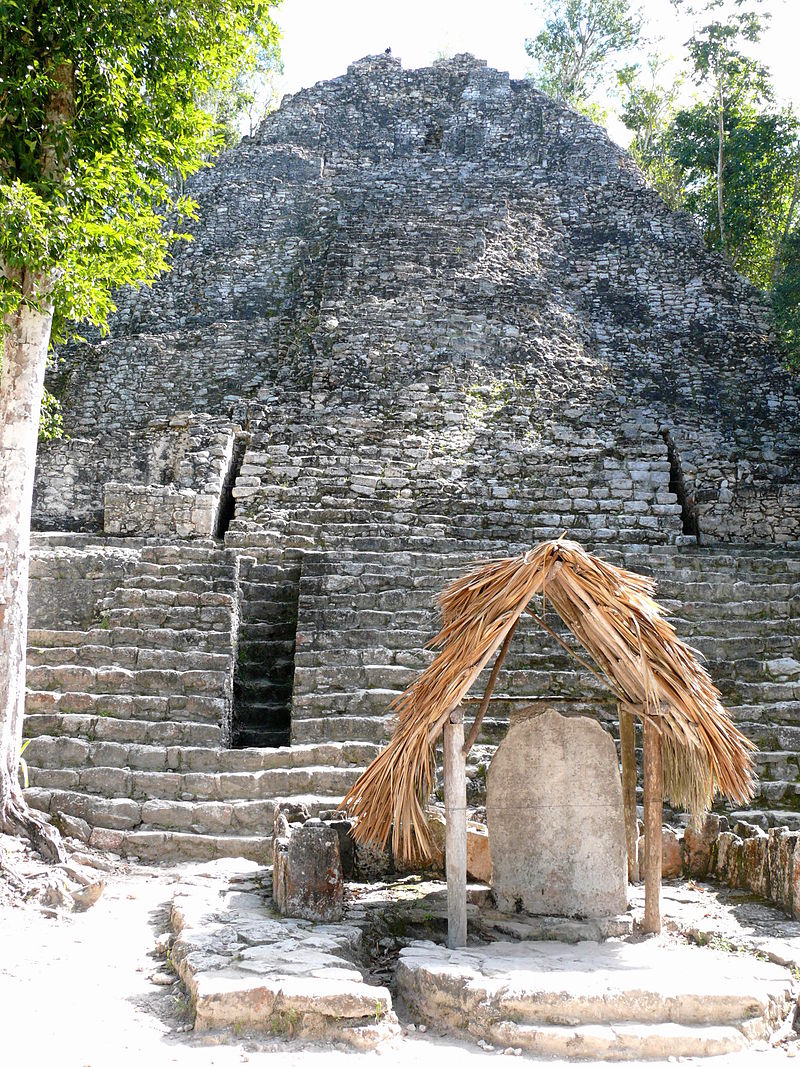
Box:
487, 707, 627, 917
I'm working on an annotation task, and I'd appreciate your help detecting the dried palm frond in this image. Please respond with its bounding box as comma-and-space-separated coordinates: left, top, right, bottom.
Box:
340, 538, 757, 866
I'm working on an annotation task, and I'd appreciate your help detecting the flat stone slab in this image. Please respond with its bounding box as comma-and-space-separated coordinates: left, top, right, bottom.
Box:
397, 937, 794, 1060
487, 708, 627, 917
169, 859, 398, 1047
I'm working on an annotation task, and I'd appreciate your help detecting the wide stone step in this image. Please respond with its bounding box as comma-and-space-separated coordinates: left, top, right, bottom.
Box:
26, 645, 229, 672
25, 688, 226, 724
28, 626, 233, 654
479, 1020, 747, 1059
101, 587, 235, 608
24, 787, 275, 836
123, 575, 237, 595
23, 735, 380, 773
138, 543, 238, 565
27, 663, 228, 698
23, 714, 223, 748
397, 938, 791, 1055
116, 829, 273, 863
26, 786, 343, 838
101, 606, 234, 631
26, 762, 363, 803
292, 715, 397, 743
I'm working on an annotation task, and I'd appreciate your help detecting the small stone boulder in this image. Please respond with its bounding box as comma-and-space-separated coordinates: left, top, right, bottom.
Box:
273, 816, 344, 922
426, 809, 493, 884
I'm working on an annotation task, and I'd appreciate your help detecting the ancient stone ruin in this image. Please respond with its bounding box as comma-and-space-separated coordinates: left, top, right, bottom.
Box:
24, 51, 800, 874
487, 708, 628, 918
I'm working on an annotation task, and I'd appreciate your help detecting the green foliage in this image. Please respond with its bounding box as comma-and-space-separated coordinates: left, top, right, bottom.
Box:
526, 0, 642, 116
614, 0, 800, 367
0, 0, 281, 343
200, 40, 283, 149
670, 96, 799, 285
773, 231, 800, 367
38, 387, 63, 440
617, 58, 685, 209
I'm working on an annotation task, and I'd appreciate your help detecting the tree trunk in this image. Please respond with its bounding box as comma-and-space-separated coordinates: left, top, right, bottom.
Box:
0, 297, 65, 862
716, 73, 727, 255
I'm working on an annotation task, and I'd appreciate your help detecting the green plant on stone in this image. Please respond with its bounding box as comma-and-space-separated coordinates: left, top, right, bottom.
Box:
374, 999, 385, 1023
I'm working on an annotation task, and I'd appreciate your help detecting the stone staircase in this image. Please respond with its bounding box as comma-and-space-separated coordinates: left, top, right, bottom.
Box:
22, 533, 800, 861
232, 551, 301, 748
287, 541, 800, 828
23, 539, 379, 861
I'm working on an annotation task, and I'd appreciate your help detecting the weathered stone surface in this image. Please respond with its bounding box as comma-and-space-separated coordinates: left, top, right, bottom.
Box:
170, 860, 397, 1047
661, 826, 683, 877
273, 818, 344, 922
397, 937, 793, 1058
487, 708, 627, 917
426, 809, 492, 884
18, 51, 800, 865
684, 815, 721, 879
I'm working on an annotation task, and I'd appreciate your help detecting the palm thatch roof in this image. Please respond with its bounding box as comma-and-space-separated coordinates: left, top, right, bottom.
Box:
340, 538, 757, 866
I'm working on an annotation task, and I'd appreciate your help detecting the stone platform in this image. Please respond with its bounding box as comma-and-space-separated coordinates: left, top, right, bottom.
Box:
396, 938, 795, 1060
169, 860, 398, 1048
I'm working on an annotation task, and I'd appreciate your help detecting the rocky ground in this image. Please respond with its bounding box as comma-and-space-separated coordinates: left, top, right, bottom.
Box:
4, 833, 800, 1066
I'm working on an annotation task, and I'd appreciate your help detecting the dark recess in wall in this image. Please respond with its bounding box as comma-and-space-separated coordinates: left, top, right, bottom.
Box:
661, 428, 700, 542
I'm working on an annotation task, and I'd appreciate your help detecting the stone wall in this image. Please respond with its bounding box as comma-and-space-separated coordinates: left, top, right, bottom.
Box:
34, 52, 800, 548
664, 816, 800, 919
35, 414, 240, 536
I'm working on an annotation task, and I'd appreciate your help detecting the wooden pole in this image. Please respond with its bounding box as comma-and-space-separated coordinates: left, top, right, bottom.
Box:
443, 710, 467, 949
643, 713, 662, 934
619, 706, 639, 882
463, 619, 518, 756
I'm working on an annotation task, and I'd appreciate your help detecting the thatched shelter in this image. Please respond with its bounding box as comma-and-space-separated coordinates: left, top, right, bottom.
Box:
340, 538, 756, 938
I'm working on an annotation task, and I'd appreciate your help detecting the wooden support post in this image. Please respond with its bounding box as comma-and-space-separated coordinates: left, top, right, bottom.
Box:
443, 710, 467, 949
619, 706, 639, 883
643, 713, 662, 934
463, 620, 518, 756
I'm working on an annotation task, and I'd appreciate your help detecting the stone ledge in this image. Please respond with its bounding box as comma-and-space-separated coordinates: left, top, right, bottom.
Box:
169, 859, 398, 1048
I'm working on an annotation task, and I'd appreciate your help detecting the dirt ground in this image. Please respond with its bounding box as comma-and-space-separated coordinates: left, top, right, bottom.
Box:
2, 836, 800, 1067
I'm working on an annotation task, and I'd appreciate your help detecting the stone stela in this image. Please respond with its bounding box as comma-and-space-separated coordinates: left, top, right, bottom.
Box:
487, 707, 628, 918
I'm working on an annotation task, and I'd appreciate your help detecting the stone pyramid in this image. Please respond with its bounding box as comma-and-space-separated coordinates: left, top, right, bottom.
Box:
23, 54, 800, 859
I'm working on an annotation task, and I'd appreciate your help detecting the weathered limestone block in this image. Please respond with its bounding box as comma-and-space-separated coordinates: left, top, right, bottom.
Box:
683, 815, 721, 878
273, 815, 344, 922
661, 826, 683, 877
426, 809, 493, 884
487, 708, 627, 917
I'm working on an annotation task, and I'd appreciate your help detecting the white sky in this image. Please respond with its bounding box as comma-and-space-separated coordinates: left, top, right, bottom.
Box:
274, 0, 800, 144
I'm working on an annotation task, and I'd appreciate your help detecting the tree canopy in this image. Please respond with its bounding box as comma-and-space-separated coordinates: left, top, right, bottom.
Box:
0, 0, 281, 343
0, 0, 281, 860
528, 0, 800, 367
525, 0, 642, 119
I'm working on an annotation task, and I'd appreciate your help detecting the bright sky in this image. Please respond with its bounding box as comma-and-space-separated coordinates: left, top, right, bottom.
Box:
274, 0, 800, 144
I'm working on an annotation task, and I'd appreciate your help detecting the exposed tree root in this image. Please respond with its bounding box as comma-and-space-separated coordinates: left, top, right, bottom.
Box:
0, 792, 66, 865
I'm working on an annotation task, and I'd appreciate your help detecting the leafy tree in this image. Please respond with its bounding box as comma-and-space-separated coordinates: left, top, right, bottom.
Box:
201, 39, 283, 151
0, 0, 280, 860
773, 230, 800, 367
669, 94, 799, 286
526, 0, 642, 119
671, 0, 770, 256
617, 56, 685, 209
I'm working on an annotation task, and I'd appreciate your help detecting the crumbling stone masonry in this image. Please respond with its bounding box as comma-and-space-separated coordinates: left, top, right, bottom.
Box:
21, 53, 800, 861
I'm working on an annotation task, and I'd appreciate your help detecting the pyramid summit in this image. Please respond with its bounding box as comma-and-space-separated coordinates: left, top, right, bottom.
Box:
22, 55, 800, 856
35, 50, 799, 545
